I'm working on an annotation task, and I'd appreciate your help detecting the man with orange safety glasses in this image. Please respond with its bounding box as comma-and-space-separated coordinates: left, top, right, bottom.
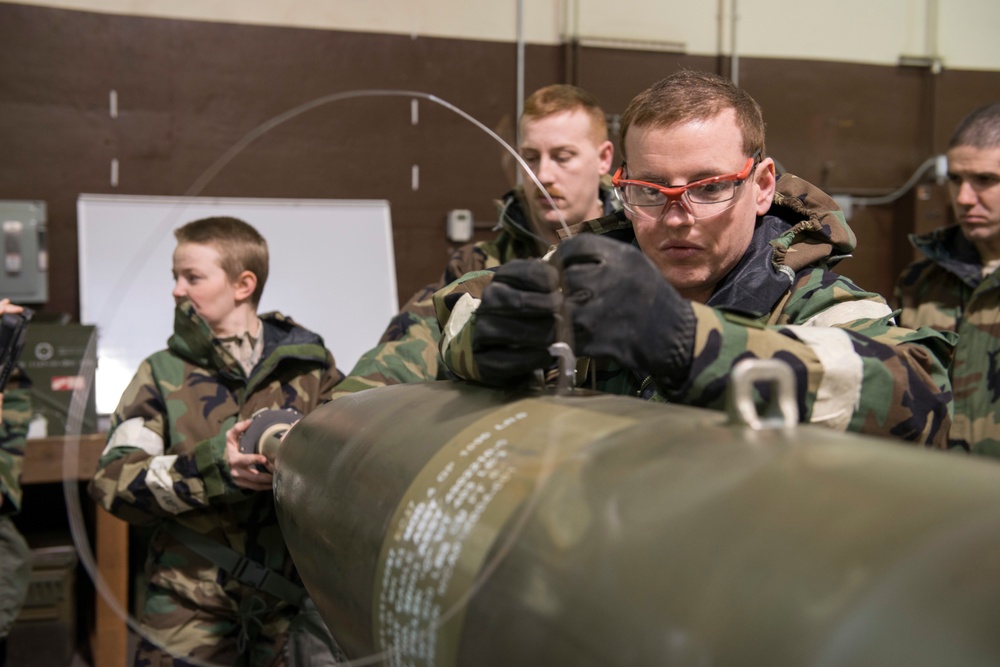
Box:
435, 70, 955, 448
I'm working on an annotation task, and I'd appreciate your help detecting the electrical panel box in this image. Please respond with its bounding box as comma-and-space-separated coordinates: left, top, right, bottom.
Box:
0, 200, 47, 303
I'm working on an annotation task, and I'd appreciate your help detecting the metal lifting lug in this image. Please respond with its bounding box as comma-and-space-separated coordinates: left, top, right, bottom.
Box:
726, 357, 800, 429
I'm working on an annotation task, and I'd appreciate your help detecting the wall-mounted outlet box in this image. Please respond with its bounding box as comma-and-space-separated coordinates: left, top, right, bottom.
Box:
446, 209, 473, 243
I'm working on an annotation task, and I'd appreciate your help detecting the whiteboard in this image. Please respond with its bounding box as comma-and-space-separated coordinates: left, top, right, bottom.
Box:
78, 194, 397, 414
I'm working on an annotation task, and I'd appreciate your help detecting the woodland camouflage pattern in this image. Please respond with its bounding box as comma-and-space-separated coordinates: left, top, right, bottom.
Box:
330, 184, 620, 397
89, 302, 343, 666
0, 380, 32, 639
436, 174, 955, 447
896, 224, 1000, 456
0, 383, 30, 514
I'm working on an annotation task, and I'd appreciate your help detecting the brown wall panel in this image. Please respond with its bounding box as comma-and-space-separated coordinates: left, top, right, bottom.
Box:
933, 70, 1000, 150
0, 4, 563, 323
2, 4, 999, 330
743, 60, 931, 190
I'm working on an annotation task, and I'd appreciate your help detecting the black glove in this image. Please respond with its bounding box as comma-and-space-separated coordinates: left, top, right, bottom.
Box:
472, 259, 563, 384
554, 234, 697, 390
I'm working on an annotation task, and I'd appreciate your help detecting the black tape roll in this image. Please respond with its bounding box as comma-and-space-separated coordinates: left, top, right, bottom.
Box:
239, 407, 303, 458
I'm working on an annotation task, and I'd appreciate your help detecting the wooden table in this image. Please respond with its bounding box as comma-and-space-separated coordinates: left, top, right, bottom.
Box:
22, 434, 128, 667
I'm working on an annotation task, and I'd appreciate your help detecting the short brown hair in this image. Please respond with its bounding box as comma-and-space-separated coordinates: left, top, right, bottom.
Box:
619, 70, 766, 161
174, 216, 269, 306
948, 101, 1000, 150
520, 84, 609, 144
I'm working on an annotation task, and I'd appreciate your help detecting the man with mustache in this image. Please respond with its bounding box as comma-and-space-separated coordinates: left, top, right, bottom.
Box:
331, 84, 618, 395
896, 100, 1000, 455
435, 70, 954, 446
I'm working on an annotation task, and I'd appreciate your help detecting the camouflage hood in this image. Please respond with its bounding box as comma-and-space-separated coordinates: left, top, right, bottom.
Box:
167, 301, 329, 383
709, 173, 856, 317
768, 173, 856, 271
908, 224, 983, 288
495, 176, 621, 253
488, 189, 546, 260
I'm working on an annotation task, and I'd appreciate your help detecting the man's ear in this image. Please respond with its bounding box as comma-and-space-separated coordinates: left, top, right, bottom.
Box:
234, 270, 258, 303
754, 157, 777, 217
597, 140, 615, 175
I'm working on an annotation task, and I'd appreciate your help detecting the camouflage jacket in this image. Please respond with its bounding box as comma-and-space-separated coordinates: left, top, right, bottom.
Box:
330, 183, 621, 396
435, 174, 955, 446
895, 224, 1000, 455
0, 383, 31, 515
88, 302, 343, 608
0, 378, 31, 639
